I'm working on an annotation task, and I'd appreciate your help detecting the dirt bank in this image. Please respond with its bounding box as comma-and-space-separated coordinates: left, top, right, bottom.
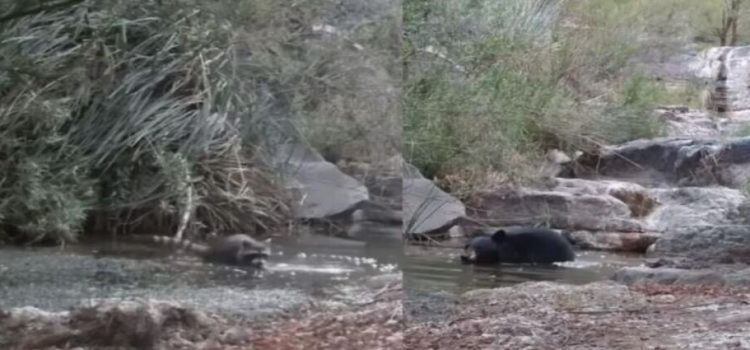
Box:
405, 281, 750, 350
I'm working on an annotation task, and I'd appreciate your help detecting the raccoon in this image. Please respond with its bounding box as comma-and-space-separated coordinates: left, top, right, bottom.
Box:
135, 233, 271, 268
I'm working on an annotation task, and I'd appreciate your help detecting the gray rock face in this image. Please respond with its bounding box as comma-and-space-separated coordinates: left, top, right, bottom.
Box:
403, 163, 466, 235
463, 177, 748, 253
648, 225, 750, 264
655, 106, 750, 138
467, 187, 645, 234
690, 46, 750, 112
645, 187, 747, 232
559, 137, 750, 189
272, 143, 370, 219
655, 107, 721, 138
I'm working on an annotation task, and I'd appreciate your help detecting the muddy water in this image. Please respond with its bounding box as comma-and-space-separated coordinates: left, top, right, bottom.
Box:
403, 244, 645, 323
404, 245, 643, 294
0, 234, 402, 321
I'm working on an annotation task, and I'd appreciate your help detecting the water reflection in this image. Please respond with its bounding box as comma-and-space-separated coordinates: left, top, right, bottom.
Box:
71, 233, 403, 292
404, 247, 644, 295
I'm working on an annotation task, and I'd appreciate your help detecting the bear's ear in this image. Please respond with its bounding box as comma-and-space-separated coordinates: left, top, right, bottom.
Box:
491, 229, 507, 243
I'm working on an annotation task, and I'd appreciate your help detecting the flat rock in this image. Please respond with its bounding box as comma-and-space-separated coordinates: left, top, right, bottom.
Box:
466, 187, 645, 233
271, 143, 369, 219
648, 224, 750, 264
559, 136, 750, 189
403, 162, 466, 235
645, 186, 747, 232
566, 230, 658, 253
403, 178, 466, 235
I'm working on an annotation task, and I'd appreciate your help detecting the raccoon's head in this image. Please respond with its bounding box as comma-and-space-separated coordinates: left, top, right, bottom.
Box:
238, 238, 271, 268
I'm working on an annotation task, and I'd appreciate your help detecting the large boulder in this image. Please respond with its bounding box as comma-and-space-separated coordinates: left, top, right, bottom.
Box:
403, 162, 466, 235
648, 224, 750, 264
644, 186, 747, 232
271, 143, 369, 219
466, 186, 645, 234
559, 137, 750, 189
566, 230, 658, 252
466, 178, 747, 253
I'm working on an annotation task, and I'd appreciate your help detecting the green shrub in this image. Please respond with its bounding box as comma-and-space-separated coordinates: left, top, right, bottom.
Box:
403, 0, 688, 188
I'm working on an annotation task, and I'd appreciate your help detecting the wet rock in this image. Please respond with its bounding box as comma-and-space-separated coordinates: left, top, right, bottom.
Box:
345, 202, 402, 240
351, 206, 402, 224
346, 220, 401, 240
551, 178, 658, 218
559, 136, 750, 189
271, 143, 370, 219
270, 143, 404, 240
403, 162, 466, 235
643, 257, 706, 269
467, 187, 645, 233
566, 230, 658, 253
645, 187, 747, 232
648, 224, 750, 264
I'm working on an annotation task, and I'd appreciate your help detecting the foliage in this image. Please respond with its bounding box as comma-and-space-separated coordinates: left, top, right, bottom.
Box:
403, 0, 743, 186
0, 0, 309, 243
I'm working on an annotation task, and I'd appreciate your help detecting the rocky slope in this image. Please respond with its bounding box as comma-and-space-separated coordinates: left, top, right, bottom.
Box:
405, 46, 750, 276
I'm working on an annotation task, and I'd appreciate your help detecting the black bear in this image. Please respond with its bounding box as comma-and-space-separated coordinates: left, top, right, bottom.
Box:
460, 226, 575, 265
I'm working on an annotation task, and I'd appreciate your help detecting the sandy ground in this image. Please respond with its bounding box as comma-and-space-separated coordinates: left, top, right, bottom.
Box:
405, 281, 750, 350
0, 274, 404, 350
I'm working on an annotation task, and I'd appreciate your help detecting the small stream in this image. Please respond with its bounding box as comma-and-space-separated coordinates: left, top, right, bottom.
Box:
0, 233, 402, 321
404, 245, 643, 294
403, 244, 645, 323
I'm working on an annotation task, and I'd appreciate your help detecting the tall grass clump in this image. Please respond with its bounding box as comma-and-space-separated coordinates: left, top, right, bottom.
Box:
0, 0, 312, 244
